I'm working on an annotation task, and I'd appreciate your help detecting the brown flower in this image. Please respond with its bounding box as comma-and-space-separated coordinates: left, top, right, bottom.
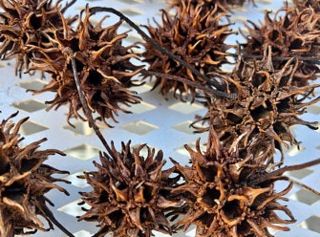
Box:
193, 50, 320, 164
170, 130, 295, 237
29, 7, 142, 126
0, 0, 76, 76
142, 3, 232, 100
242, 6, 320, 86
0, 112, 70, 236
79, 141, 181, 237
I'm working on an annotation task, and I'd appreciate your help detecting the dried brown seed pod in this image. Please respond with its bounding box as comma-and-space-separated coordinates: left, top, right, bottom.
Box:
170, 130, 295, 237
0, 112, 71, 237
167, 0, 252, 13
78, 141, 181, 237
242, 6, 320, 85
29, 7, 142, 126
193, 50, 320, 164
142, 4, 232, 100
0, 0, 76, 76
293, 0, 320, 12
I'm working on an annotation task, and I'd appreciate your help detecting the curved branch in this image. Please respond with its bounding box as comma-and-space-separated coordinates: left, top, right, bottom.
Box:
36, 199, 75, 237
142, 70, 237, 99
70, 55, 112, 154
286, 177, 320, 196
252, 158, 320, 185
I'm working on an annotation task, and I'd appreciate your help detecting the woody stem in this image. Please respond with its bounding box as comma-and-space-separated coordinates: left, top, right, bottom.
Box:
71, 56, 112, 154
252, 158, 320, 185
41, 204, 75, 237
286, 177, 320, 196
142, 70, 236, 99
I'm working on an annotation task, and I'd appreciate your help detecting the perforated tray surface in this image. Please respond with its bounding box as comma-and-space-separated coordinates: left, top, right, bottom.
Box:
1, 0, 320, 236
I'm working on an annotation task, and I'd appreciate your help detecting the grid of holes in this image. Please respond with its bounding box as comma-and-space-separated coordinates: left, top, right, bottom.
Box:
0, 0, 318, 236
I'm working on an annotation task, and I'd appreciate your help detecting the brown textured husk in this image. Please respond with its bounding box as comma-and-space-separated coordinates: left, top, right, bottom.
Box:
0, 0, 76, 76
243, 5, 320, 86
294, 0, 320, 12
170, 129, 295, 237
29, 6, 142, 126
167, 0, 253, 13
193, 49, 320, 165
0, 112, 70, 236
79, 141, 182, 237
143, 3, 232, 100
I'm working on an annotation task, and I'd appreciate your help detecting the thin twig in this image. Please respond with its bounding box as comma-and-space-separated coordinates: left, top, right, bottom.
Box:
251, 158, 320, 185
286, 176, 320, 196
41, 204, 75, 237
142, 70, 237, 99
89, 6, 232, 99
70, 55, 112, 154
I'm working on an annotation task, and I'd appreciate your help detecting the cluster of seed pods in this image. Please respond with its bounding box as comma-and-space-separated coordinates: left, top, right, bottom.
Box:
0, 1, 320, 237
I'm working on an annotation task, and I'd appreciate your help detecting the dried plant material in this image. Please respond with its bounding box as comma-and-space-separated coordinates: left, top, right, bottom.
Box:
167, 0, 253, 13
79, 141, 181, 237
170, 129, 295, 237
29, 7, 142, 126
89, 6, 234, 100
193, 50, 320, 164
142, 4, 232, 100
0, 0, 76, 76
294, 0, 320, 12
0, 112, 71, 237
243, 6, 320, 86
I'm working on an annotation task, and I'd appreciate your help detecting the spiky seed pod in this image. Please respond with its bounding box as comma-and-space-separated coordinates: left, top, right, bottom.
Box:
29, 7, 142, 126
193, 50, 320, 164
142, 3, 232, 100
293, 0, 320, 12
79, 141, 181, 237
170, 130, 295, 237
0, 112, 70, 236
0, 0, 76, 76
243, 6, 320, 86
167, 0, 252, 13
